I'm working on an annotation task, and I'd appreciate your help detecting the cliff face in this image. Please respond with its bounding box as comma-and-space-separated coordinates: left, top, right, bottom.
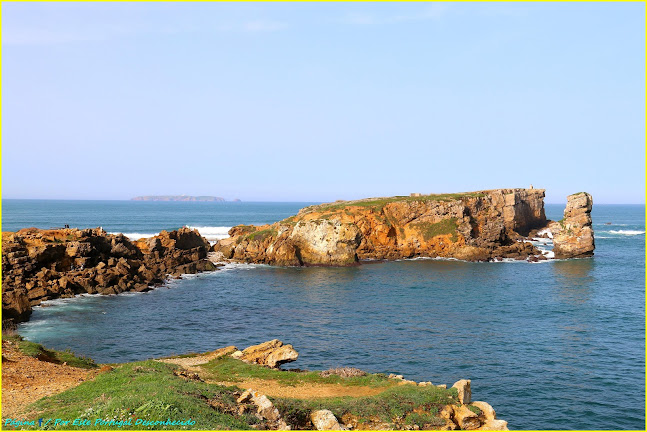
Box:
549, 192, 595, 258
214, 189, 548, 265
2, 227, 215, 327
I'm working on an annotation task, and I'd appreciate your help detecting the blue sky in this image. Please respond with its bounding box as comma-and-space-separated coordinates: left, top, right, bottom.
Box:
2, 2, 644, 203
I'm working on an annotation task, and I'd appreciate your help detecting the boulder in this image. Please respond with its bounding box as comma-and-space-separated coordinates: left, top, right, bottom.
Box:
310, 410, 343, 430
451, 379, 471, 404
551, 192, 595, 258
478, 419, 509, 430
453, 405, 481, 430
240, 340, 299, 368
249, 390, 281, 421
472, 401, 496, 420
439, 405, 454, 421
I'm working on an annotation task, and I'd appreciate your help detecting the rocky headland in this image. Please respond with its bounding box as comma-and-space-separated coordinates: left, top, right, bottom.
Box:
1, 227, 217, 328
1, 189, 595, 328
213, 188, 595, 266
2, 337, 509, 430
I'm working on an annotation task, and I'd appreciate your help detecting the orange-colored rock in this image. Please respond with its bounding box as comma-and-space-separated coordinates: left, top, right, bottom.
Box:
2, 227, 214, 327
214, 188, 551, 265
550, 192, 595, 258
239, 339, 299, 369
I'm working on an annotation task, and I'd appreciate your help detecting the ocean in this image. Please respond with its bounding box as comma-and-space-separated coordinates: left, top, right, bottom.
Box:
2, 199, 645, 430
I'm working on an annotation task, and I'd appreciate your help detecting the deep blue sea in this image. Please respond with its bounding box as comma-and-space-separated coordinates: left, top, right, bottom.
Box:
3, 200, 645, 430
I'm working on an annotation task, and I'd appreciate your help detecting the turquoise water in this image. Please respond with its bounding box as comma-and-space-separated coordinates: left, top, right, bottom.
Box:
4, 200, 645, 430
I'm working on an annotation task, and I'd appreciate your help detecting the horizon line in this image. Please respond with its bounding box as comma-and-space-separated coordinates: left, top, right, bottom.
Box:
1, 198, 645, 206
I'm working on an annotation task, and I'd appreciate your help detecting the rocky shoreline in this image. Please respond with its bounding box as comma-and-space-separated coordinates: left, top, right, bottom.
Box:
213, 189, 595, 266
1, 189, 595, 328
1, 227, 217, 328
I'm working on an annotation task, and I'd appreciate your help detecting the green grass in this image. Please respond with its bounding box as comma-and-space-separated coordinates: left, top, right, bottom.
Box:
24, 361, 257, 430
5, 334, 97, 369
232, 225, 256, 234
200, 357, 392, 388
468, 405, 482, 415
272, 384, 456, 428
411, 218, 459, 242
244, 228, 277, 242
310, 192, 486, 213
404, 411, 447, 428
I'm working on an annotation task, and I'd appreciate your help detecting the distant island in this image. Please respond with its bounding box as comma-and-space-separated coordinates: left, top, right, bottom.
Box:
131, 195, 240, 202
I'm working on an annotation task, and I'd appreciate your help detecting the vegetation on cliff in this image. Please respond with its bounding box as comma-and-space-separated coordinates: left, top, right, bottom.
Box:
214, 188, 550, 265
5, 340, 507, 431
4, 334, 97, 369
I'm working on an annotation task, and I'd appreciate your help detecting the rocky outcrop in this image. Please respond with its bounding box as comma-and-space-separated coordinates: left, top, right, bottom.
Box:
214, 188, 552, 265
549, 192, 595, 258
239, 339, 299, 369
452, 379, 472, 404
2, 227, 216, 327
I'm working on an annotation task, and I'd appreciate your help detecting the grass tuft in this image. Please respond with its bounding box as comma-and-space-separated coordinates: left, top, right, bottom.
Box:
25, 361, 256, 430
200, 357, 392, 388
5, 335, 98, 369
411, 218, 459, 242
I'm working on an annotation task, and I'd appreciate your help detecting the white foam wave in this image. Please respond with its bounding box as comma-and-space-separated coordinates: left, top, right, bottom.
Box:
536, 228, 553, 239
109, 232, 157, 240
108, 226, 232, 242
607, 230, 645, 236
186, 226, 232, 241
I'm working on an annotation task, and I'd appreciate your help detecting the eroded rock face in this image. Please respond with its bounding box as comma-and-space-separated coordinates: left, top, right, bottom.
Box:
453, 405, 481, 430
214, 189, 548, 265
289, 220, 361, 266
550, 192, 595, 259
472, 401, 496, 421
2, 227, 214, 326
239, 339, 299, 369
452, 379, 472, 404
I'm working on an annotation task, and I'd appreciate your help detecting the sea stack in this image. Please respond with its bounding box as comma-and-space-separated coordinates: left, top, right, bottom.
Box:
550, 192, 595, 258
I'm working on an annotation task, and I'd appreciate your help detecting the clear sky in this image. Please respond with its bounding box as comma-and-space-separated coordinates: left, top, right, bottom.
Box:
2, 2, 644, 203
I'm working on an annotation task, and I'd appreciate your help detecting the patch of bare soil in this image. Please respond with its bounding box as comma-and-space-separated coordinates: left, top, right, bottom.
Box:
208, 378, 391, 399
1, 340, 98, 418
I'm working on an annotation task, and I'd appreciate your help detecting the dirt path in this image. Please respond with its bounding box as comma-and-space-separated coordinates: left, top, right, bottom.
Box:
207, 378, 390, 398
1, 340, 98, 418
159, 350, 393, 399
157, 346, 237, 371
